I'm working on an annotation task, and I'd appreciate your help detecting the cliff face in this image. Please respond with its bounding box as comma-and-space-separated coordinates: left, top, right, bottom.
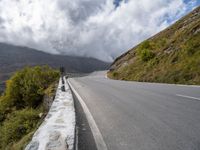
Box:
108, 6, 200, 85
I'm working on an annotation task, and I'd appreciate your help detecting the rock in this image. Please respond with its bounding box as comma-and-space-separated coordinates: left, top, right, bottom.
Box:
43, 94, 54, 111
46, 140, 62, 150
49, 131, 61, 141
55, 118, 64, 123
39, 113, 43, 118
43, 83, 58, 111
46, 114, 52, 119
53, 125, 66, 129
45, 131, 69, 150
25, 141, 39, 150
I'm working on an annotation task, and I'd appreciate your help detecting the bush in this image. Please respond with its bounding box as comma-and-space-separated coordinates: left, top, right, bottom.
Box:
0, 109, 40, 149
140, 49, 155, 62
112, 72, 119, 77
137, 41, 155, 62
10, 131, 35, 150
0, 65, 60, 149
4, 66, 59, 108
139, 41, 152, 49
0, 96, 13, 123
0, 65, 59, 123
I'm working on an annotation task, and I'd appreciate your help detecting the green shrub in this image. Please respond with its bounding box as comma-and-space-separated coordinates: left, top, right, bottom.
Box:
139, 41, 152, 49
140, 49, 155, 62
0, 65, 59, 149
0, 96, 12, 123
44, 82, 57, 97
10, 131, 35, 150
4, 66, 59, 108
136, 41, 155, 62
112, 72, 119, 77
0, 109, 40, 148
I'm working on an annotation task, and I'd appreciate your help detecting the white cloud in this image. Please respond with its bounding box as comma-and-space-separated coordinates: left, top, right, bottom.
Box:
0, 0, 197, 61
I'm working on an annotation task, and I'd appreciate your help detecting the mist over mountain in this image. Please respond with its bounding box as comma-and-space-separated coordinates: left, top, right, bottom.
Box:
0, 43, 110, 92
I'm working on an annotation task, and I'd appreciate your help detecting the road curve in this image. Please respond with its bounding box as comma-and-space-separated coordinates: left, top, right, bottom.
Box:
69, 71, 200, 150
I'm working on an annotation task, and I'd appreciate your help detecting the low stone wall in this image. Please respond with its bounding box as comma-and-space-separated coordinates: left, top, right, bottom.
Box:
25, 77, 75, 150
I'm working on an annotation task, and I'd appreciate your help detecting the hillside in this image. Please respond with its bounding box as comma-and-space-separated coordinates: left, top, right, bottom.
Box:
0, 43, 110, 92
108, 6, 200, 85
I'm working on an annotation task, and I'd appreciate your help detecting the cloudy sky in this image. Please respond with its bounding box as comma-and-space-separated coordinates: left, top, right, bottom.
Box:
0, 0, 199, 62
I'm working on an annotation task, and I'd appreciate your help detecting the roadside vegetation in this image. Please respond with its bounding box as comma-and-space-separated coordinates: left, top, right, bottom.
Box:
0, 66, 59, 149
108, 6, 200, 85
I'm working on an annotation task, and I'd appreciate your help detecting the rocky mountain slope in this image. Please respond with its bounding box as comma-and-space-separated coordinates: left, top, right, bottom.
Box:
108, 6, 200, 85
0, 43, 110, 92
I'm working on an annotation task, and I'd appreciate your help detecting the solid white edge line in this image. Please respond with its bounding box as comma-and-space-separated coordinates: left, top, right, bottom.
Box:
67, 79, 108, 150
176, 94, 200, 101
176, 84, 200, 88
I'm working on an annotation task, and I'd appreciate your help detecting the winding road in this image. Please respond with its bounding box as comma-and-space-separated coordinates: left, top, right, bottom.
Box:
68, 71, 200, 150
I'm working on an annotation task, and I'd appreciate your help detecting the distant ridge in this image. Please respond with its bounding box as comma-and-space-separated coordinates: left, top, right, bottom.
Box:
0, 43, 110, 92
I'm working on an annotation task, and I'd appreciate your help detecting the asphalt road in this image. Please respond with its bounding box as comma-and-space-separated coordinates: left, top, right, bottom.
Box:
72, 91, 97, 150
68, 71, 200, 150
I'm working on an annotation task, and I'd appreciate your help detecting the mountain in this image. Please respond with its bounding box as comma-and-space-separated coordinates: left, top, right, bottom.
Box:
0, 43, 110, 92
108, 6, 200, 85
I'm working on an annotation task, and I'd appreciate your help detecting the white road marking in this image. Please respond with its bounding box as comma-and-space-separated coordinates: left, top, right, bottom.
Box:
68, 79, 108, 150
176, 94, 200, 101
176, 84, 200, 88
